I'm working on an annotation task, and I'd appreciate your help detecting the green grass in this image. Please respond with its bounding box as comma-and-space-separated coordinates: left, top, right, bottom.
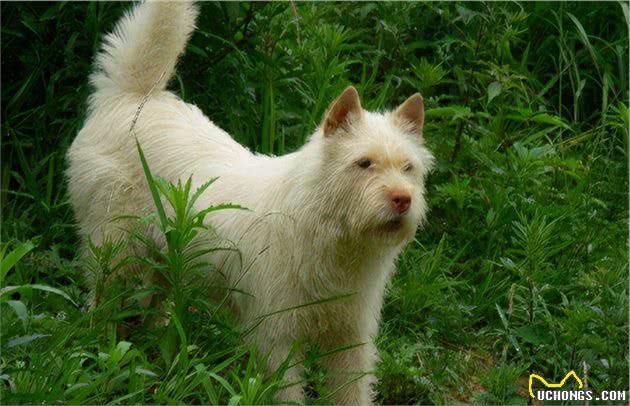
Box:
1, 1, 628, 404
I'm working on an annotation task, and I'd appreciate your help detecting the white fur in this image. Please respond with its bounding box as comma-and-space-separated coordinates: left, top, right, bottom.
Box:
67, 1, 434, 404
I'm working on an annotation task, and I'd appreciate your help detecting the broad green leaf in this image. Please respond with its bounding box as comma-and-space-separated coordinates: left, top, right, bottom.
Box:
496, 303, 510, 330
5, 300, 28, 326
0, 284, 76, 306
64, 383, 90, 397
110, 341, 133, 365
135, 367, 158, 377
506, 110, 572, 130
622, 1, 630, 28
30, 284, 77, 306
530, 113, 572, 130
228, 395, 242, 406
209, 372, 238, 397
0, 374, 16, 392
0, 240, 35, 282
196, 364, 219, 404
6, 333, 51, 348
425, 105, 473, 121
487, 81, 502, 104
567, 13, 601, 79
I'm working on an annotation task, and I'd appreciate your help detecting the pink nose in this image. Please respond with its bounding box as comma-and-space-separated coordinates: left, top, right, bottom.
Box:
389, 190, 411, 214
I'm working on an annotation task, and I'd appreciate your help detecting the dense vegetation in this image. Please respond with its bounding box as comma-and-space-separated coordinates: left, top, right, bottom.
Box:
1, 1, 628, 404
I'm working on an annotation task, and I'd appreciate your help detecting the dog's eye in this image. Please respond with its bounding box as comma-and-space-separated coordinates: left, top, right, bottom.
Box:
403, 163, 413, 172
357, 159, 373, 169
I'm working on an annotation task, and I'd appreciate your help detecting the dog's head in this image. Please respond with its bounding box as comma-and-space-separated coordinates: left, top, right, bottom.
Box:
314, 86, 434, 244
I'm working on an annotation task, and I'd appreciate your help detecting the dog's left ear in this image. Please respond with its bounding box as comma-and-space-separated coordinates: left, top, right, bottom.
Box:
394, 93, 424, 136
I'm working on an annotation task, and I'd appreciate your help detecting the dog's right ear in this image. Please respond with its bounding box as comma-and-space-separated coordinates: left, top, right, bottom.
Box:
393, 93, 424, 137
322, 86, 362, 137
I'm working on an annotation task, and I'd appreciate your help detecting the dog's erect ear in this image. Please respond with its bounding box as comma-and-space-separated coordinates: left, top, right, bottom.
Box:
322, 86, 362, 137
394, 93, 424, 136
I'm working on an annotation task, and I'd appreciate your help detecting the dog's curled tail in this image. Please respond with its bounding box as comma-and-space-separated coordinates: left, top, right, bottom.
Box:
91, 0, 199, 95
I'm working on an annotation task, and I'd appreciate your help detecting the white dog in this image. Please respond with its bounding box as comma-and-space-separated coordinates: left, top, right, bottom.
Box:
67, 1, 434, 404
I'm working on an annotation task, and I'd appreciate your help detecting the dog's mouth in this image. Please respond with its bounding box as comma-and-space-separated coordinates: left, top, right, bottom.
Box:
382, 216, 405, 232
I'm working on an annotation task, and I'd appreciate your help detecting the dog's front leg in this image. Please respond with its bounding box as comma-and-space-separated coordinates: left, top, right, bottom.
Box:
255, 333, 305, 404
321, 340, 377, 405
